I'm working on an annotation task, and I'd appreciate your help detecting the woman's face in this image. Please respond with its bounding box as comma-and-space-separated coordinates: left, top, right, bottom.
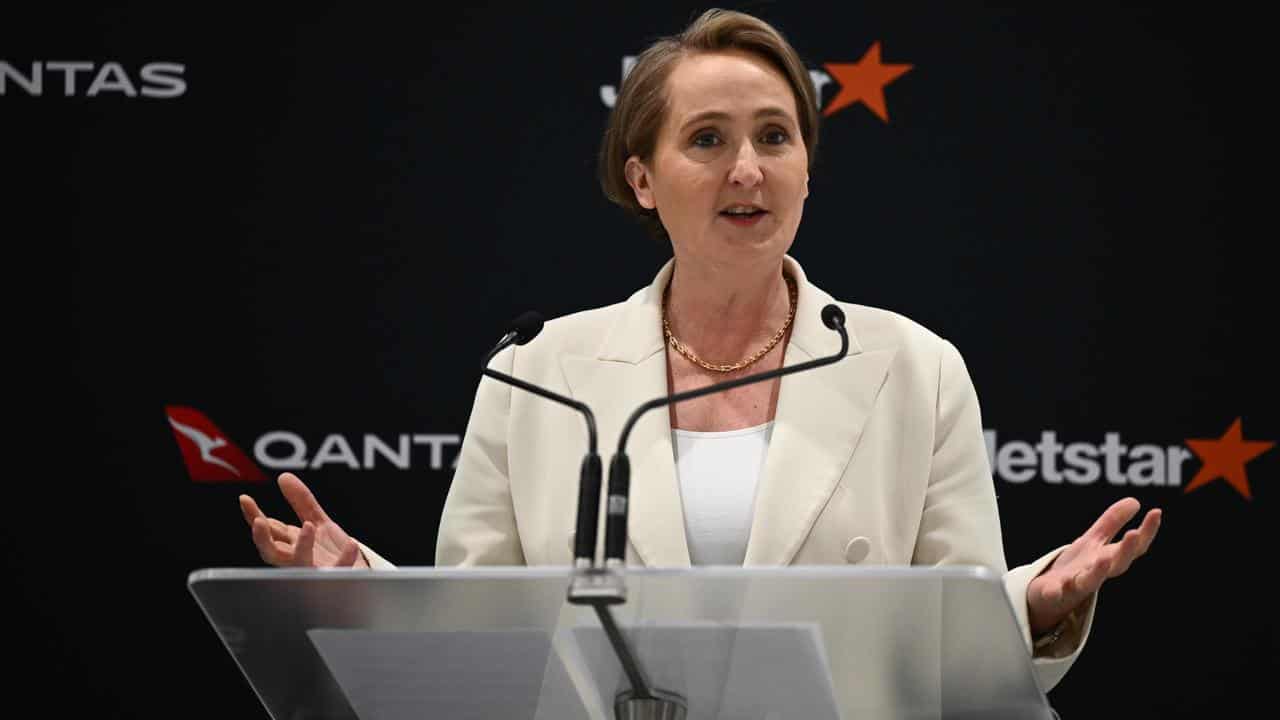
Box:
626, 50, 809, 272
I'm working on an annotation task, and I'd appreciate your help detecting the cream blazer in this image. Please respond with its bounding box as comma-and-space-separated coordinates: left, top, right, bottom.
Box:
362, 255, 1096, 692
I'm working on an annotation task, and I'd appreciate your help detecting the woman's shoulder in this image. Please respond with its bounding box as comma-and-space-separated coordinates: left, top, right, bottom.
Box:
796, 258, 964, 364
843, 302, 945, 348
836, 301, 968, 370
517, 293, 640, 359
547, 302, 626, 337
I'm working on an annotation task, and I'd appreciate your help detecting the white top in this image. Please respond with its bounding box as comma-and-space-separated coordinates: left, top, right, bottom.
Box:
672, 421, 774, 565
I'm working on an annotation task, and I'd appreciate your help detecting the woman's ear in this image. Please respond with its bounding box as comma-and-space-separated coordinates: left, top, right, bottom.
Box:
624, 156, 656, 210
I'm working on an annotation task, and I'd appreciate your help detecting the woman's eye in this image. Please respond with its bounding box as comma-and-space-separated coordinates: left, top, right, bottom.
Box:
692, 132, 721, 148
761, 129, 789, 144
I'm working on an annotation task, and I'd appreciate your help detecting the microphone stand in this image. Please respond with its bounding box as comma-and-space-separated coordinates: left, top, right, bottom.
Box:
480, 306, 849, 719
585, 305, 850, 720
481, 335, 603, 570
480, 329, 660, 715
482, 340, 599, 461
602, 305, 850, 566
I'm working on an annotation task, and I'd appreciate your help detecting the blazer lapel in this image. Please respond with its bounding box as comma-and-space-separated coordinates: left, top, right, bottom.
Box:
742, 258, 896, 566
558, 255, 896, 569
559, 259, 692, 567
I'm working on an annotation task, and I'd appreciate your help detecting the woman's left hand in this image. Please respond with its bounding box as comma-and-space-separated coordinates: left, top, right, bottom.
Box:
1026, 497, 1162, 634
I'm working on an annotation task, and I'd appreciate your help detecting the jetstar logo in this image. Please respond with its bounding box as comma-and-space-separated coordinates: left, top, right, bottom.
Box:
164, 406, 461, 483
986, 418, 1274, 501
599, 41, 913, 123
1183, 418, 1275, 500
819, 43, 913, 122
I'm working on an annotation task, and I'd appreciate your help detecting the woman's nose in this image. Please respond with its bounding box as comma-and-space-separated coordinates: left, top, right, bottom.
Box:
728, 143, 764, 187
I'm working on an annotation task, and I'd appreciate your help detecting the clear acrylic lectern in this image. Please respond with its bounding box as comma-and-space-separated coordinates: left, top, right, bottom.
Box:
188, 565, 1053, 720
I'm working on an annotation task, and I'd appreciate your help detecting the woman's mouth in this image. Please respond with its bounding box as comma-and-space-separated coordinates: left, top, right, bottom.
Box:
719, 206, 769, 226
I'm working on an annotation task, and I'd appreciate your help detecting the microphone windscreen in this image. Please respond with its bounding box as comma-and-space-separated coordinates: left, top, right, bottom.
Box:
510, 311, 545, 345
821, 304, 846, 330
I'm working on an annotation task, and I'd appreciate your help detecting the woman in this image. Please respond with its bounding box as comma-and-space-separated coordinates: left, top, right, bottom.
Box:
239, 8, 1160, 693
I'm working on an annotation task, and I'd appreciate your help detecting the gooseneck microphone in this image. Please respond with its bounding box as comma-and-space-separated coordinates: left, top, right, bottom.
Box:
480, 311, 603, 567
486, 311, 545, 359
602, 304, 850, 566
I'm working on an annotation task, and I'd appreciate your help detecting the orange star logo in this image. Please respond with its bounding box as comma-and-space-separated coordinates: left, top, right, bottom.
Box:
1184, 418, 1274, 500
822, 42, 914, 122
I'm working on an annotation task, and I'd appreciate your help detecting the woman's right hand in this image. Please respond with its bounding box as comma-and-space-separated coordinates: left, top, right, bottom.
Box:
238, 472, 369, 568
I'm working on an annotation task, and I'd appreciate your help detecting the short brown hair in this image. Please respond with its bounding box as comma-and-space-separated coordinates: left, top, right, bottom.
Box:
598, 8, 820, 243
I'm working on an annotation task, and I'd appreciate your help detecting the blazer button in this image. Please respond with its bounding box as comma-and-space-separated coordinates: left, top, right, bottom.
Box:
844, 536, 872, 564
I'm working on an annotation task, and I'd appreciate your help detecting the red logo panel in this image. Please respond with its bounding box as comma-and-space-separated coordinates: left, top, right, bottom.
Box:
165, 406, 267, 483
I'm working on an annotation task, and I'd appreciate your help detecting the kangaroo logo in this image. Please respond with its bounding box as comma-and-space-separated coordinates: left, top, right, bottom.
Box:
165, 406, 267, 483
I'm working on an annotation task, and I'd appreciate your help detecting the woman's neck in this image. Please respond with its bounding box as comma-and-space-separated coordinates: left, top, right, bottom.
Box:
664, 258, 791, 362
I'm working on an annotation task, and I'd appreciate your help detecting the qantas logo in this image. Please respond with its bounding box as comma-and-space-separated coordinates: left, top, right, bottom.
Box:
0, 60, 187, 98
600, 41, 913, 123
164, 406, 460, 482
165, 406, 267, 483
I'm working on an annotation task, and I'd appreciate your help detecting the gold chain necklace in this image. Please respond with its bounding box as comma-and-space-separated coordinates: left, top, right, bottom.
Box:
663, 273, 798, 373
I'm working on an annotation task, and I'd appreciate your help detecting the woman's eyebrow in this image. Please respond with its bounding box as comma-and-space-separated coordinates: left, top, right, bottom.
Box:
678, 106, 793, 134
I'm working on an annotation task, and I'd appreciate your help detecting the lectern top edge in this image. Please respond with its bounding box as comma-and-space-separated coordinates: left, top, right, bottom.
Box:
188, 563, 998, 588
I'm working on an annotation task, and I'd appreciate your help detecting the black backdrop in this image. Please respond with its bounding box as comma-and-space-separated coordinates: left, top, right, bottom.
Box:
4, 3, 1273, 717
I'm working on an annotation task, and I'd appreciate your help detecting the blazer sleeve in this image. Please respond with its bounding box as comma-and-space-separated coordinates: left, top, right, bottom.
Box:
433, 345, 527, 566
356, 540, 396, 570
913, 339, 1097, 693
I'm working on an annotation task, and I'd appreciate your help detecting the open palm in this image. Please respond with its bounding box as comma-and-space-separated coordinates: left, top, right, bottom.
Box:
1026, 497, 1160, 633
239, 472, 368, 568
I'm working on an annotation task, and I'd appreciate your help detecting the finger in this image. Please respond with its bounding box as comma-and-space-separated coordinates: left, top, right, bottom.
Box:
1118, 526, 1144, 554
295, 520, 317, 567
335, 539, 359, 567
1085, 497, 1141, 542
239, 494, 265, 527
1109, 528, 1147, 577
1136, 509, 1162, 555
242, 495, 300, 544
278, 473, 331, 525
252, 517, 291, 566
266, 517, 300, 544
